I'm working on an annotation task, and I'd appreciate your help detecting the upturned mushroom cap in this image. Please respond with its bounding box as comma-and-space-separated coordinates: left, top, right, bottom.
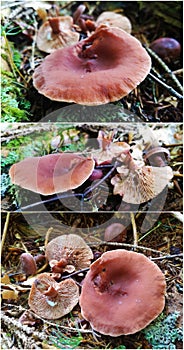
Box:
28, 273, 79, 319
45, 234, 93, 272
111, 164, 173, 204
9, 153, 95, 195
36, 16, 80, 53
80, 249, 166, 336
33, 26, 151, 105
96, 11, 132, 33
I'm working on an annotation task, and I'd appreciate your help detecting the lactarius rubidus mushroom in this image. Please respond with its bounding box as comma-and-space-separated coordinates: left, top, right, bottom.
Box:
96, 11, 132, 33
104, 223, 127, 242
111, 153, 173, 204
28, 273, 79, 319
33, 26, 151, 105
80, 250, 166, 336
36, 16, 80, 53
149, 37, 181, 60
46, 234, 93, 273
9, 153, 95, 195
94, 130, 130, 165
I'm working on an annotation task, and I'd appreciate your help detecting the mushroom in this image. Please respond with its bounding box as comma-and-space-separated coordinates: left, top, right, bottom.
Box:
80, 249, 166, 336
33, 26, 151, 105
94, 130, 130, 165
96, 11, 132, 33
45, 234, 93, 273
149, 37, 181, 60
28, 273, 79, 319
20, 253, 37, 276
143, 146, 170, 167
36, 16, 80, 53
20, 253, 45, 276
104, 223, 127, 242
9, 153, 95, 195
111, 153, 173, 204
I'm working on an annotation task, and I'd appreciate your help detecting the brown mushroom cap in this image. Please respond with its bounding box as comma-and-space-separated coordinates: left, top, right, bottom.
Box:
28, 273, 79, 319
111, 164, 173, 204
9, 153, 95, 195
45, 234, 93, 272
96, 11, 132, 33
36, 16, 80, 53
104, 223, 127, 242
80, 249, 166, 336
33, 26, 151, 105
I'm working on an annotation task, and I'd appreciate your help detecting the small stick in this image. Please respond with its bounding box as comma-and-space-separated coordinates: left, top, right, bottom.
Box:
44, 227, 53, 247
148, 72, 183, 100
1, 212, 10, 254
138, 222, 162, 242
170, 212, 183, 223
89, 241, 165, 256
145, 45, 183, 93
61, 267, 89, 280
130, 212, 138, 247
151, 253, 183, 261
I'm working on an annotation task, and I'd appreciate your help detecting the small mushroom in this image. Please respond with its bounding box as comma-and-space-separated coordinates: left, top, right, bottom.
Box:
96, 11, 132, 33
33, 26, 151, 105
111, 153, 173, 204
20, 253, 37, 276
36, 16, 80, 53
104, 223, 127, 242
143, 146, 170, 167
28, 273, 79, 319
94, 130, 130, 165
45, 234, 93, 273
80, 249, 166, 336
149, 37, 181, 60
9, 153, 95, 195
20, 253, 45, 276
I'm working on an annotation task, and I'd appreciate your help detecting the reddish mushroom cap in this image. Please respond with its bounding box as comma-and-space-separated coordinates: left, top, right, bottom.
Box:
96, 11, 132, 33
33, 26, 151, 105
149, 37, 181, 59
104, 223, 127, 242
45, 234, 93, 272
9, 153, 95, 195
28, 273, 79, 319
80, 249, 166, 336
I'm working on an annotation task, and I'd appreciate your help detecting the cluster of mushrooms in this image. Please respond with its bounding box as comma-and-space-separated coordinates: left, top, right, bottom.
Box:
20, 233, 166, 336
9, 129, 173, 205
32, 4, 151, 105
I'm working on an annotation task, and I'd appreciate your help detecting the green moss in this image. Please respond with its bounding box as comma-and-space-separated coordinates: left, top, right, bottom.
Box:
143, 312, 183, 349
1, 71, 31, 122
48, 328, 83, 349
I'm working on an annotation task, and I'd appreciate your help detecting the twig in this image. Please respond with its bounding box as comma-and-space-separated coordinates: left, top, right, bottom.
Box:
170, 212, 183, 223
138, 222, 162, 242
61, 268, 89, 280
130, 212, 138, 247
145, 45, 183, 93
44, 227, 54, 247
89, 241, 165, 256
148, 72, 183, 100
1, 212, 10, 254
1, 304, 94, 334
151, 253, 183, 261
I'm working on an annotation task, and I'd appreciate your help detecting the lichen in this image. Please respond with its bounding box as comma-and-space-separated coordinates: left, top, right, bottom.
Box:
143, 312, 183, 349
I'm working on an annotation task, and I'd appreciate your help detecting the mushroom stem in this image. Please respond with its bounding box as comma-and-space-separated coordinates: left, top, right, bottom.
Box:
73, 4, 86, 24
43, 285, 58, 298
48, 17, 61, 34
35, 279, 58, 298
